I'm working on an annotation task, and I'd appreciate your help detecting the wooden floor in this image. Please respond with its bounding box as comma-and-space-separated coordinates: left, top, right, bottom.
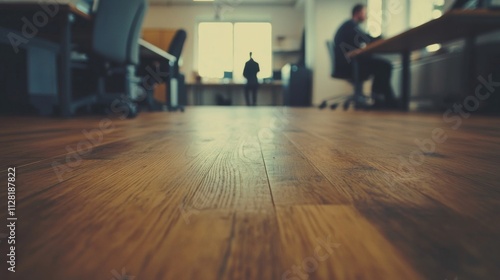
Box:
1, 107, 500, 280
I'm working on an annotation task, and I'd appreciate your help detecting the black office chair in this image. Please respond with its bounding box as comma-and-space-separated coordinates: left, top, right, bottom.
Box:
73, 0, 148, 118
166, 29, 187, 112
142, 29, 187, 112
168, 29, 187, 76
320, 40, 371, 110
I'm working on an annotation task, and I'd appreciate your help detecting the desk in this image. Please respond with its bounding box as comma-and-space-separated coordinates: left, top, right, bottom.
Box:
138, 39, 181, 110
0, 3, 178, 116
349, 9, 500, 111
0, 3, 92, 117
139, 39, 177, 62
187, 82, 283, 106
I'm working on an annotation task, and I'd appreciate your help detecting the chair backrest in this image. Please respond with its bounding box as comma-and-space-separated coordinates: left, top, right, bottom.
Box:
326, 40, 335, 78
128, 1, 148, 65
327, 40, 364, 82
168, 29, 187, 60
167, 29, 187, 76
92, 0, 147, 65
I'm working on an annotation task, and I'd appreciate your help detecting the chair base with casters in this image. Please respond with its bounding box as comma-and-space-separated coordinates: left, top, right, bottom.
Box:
96, 65, 141, 119
322, 40, 375, 111
73, 58, 140, 118
319, 84, 377, 112
319, 92, 375, 111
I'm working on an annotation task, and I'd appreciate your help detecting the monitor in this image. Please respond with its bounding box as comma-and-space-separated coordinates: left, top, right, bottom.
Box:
223, 71, 233, 80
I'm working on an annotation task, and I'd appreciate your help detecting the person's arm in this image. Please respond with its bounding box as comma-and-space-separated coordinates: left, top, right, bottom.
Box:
340, 21, 376, 49
353, 24, 380, 45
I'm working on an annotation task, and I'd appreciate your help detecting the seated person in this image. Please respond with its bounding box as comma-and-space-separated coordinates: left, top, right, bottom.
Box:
333, 4, 398, 109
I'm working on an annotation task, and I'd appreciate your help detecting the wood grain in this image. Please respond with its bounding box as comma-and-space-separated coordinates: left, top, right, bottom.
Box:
276, 205, 422, 280
0, 107, 500, 279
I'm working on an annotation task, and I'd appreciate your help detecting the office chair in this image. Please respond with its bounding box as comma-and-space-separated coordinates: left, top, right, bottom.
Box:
166, 29, 187, 112
320, 40, 372, 110
168, 30, 187, 75
73, 0, 148, 118
142, 29, 187, 112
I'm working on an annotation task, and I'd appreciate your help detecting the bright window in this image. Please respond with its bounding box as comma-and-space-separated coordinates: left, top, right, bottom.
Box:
367, 0, 383, 37
409, 0, 445, 28
198, 22, 233, 79
198, 22, 272, 82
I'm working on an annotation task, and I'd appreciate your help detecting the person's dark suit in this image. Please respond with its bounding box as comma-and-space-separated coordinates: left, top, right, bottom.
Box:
333, 19, 397, 108
243, 58, 260, 106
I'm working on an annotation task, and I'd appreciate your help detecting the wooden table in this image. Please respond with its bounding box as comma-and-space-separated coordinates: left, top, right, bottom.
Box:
187, 81, 283, 106
138, 39, 182, 111
349, 9, 500, 111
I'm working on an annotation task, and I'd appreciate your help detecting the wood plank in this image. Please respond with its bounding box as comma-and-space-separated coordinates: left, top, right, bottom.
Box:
1, 128, 231, 279
276, 205, 423, 280
261, 132, 350, 206
135, 209, 281, 280
182, 131, 274, 211
356, 202, 500, 279
180, 109, 291, 211
291, 112, 500, 230
284, 130, 433, 206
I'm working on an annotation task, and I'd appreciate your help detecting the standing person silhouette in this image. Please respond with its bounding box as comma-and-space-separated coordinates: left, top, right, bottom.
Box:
243, 52, 260, 106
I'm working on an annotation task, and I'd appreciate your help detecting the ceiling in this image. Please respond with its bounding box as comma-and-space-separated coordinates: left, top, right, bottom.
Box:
149, 0, 299, 6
